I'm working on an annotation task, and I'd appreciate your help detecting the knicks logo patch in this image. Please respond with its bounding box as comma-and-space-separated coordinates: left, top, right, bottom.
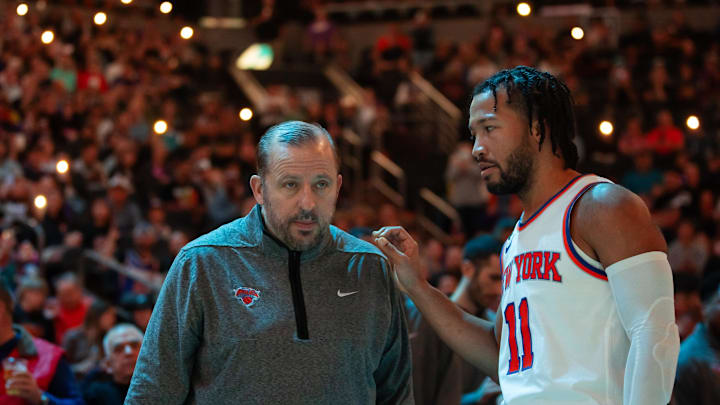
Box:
234, 287, 261, 307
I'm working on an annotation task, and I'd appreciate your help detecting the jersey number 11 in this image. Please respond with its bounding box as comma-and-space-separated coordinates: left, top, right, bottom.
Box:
504, 297, 534, 374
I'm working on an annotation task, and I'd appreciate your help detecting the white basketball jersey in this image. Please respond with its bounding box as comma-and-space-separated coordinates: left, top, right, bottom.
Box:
498, 174, 629, 405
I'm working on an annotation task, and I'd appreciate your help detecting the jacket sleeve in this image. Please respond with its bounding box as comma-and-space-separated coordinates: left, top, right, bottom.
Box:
374, 258, 414, 405
125, 249, 203, 404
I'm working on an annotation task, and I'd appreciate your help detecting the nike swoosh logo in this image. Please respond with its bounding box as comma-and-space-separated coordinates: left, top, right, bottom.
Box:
337, 290, 359, 297
505, 238, 513, 253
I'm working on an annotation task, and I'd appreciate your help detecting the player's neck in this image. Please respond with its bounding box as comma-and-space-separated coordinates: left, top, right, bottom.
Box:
519, 165, 580, 221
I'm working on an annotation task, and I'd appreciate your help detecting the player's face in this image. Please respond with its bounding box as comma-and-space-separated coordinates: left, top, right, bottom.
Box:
252, 140, 342, 251
470, 254, 502, 311
468, 90, 535, 195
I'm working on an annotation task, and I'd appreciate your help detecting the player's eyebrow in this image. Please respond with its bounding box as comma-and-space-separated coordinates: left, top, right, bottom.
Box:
468, 116, 497, 131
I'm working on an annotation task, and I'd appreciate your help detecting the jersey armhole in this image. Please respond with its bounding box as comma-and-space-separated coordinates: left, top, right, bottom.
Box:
562, 182, 609, 281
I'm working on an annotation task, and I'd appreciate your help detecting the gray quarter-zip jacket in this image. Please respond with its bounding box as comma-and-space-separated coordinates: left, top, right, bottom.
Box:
125, 205, 414, 404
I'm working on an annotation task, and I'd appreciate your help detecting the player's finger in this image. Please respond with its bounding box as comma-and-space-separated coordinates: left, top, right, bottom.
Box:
374, 236, 406, 261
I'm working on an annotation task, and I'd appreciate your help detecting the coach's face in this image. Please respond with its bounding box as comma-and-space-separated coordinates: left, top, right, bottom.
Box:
469, 90, 536, 196
251, 139, 342, 251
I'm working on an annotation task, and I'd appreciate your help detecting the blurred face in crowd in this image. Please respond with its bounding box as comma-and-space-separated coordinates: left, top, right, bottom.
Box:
56, 279, 83, 310
251, 137, 341, 251
19, 288, 46, 312
99, 307, 117, 333
91, 198, 111, 224
468, 254, 502, 311
470, 90, 536, 196
105, 328, 143, 385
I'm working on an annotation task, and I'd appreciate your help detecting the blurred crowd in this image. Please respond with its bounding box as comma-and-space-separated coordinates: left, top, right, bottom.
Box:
0, 1, 719, 404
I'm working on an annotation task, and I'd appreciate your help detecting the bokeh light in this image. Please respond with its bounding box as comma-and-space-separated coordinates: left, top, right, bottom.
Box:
517, 3, 531, 17
16, 3, 29, 16
180, 26, 194, 39
239, 108, 253, 121
153, 120, 168, 135
599, 121, 614, 136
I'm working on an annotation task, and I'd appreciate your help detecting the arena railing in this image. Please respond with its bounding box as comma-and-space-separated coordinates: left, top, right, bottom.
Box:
408, 71, 460, 155
417, 187, 461, 245
83, 250, 164, 293
370, 151, 407, 208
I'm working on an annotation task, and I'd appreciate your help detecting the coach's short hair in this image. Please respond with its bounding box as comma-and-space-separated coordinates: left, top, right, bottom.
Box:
256, 121, 340, 177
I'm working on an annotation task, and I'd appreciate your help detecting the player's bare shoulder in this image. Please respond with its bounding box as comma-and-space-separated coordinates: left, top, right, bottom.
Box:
572, 182, 667, 266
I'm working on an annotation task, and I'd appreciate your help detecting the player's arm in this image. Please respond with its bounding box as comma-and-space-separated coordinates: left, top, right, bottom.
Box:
374, 227, 500, 382
573, 183, 680, 405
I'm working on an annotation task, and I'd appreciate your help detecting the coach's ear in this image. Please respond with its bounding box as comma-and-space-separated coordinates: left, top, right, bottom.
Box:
250, 175, 264, 205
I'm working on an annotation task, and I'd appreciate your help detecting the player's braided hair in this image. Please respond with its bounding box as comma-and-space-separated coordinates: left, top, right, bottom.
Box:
472, 66, 579, 169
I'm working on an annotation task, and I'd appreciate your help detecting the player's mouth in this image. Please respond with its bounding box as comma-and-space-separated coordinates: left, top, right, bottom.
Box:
479, 164, 498, 175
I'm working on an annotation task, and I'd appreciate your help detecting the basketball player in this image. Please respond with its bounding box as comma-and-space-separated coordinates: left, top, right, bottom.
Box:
374, 66, 679, 405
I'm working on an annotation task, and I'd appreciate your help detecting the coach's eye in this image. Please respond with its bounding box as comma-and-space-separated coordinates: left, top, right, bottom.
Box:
284, 182, 297, 189
485, 126, 496, 133
316, 181, 329, 189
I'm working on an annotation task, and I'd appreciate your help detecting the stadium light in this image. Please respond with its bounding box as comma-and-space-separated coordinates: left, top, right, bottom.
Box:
41, 30, 54, 45
16, 3, 28, 16
517, 2, 531, 17
94, 12, 107, 26
180, 26, 194, 39
153, 120, 168, 135
686, 115, 700, 130
239, 108, 253, 121
121, 0, 133, 4
34, 195, 47, 209
599, 121, 614, 136
56, 160, 69, 174
571, 27, 584, 40
159, 1, 172, 14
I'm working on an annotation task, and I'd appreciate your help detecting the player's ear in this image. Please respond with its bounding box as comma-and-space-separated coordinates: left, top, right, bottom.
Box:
530, 120, 542, 145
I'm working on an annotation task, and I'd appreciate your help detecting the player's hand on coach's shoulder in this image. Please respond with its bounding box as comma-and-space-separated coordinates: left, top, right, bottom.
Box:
373, 226, 425, 292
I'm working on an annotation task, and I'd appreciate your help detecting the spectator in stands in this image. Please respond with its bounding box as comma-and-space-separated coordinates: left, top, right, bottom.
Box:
675, 289, 720, 405
12, 277, 55, 342
119, 293, 154, 332
407, 235, 501, 405
645, 109, 684, 160
621, 151, 664, 197
62, 299, 117, 378
51, 273, 91, 345
82, 323, 143, 405
446, 142, 489, 238
669, 219, 710, 275
674, 273, 703, 341
0, 282, 83, 404
618, 116, 650, 157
